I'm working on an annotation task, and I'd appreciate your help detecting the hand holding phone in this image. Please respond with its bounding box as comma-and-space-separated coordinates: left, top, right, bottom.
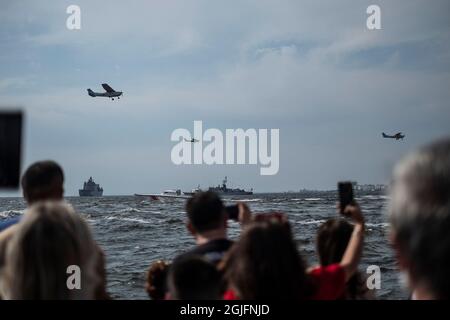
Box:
226, 203, 252, 225
338, 181, 354, 215
225, 205, 239, 221
337, 181, 364, 224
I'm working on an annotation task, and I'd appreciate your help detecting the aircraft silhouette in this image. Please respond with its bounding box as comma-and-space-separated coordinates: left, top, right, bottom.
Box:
184, 138, 199, 143
382, 132, 405, 140
87, 83, 123, 101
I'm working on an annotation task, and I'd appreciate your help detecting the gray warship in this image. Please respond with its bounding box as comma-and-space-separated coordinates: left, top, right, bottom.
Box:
209, 176, 253, 195
79, 177, 103, 197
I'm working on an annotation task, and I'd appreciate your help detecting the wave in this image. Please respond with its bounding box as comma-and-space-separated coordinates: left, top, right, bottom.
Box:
0, 209, 25, 218
304, 198, 322, 201
225, 198, 262, 202
295, 219, 326, 226
116, 207, 148, 214
361, 195, 390, 200
366, 222, 389, 228
104, 216, 152, 224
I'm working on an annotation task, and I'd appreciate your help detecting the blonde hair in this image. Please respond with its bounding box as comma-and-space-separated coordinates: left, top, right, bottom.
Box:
2, 201, 101, 299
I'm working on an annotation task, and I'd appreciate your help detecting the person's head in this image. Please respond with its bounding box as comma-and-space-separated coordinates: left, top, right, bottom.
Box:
317, 218, 354, 266
222, 213, 310, 299
168, 255, 222, 300
2, 201, 102, 299
389, 137, 450, 299
317, 218, 369, 299
185, 191, 226, 237
145, 260, 170, 300
21, 160, 64, 205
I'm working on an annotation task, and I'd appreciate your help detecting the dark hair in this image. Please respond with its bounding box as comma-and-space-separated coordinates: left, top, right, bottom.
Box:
317, 218, 368, 299
21, 160, 64, 204
185, 191, 225, 233
145, 260, 169, 300
222, 214, 311, 299
168, 255, 222, 300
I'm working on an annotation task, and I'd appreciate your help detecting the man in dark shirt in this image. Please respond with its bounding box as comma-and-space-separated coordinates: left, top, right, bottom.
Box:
180, 191, 251, 265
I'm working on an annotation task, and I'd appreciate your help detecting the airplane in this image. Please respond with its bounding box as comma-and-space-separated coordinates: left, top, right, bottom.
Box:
87, 83, 123, 101
184, 138, 199, 143
382, 132, 405, 140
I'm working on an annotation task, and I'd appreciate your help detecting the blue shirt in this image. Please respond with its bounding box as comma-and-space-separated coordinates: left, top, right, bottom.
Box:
0, 216, 21, 232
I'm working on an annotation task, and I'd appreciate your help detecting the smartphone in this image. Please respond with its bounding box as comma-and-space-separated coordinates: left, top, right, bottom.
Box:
225, 205, 239, 220
0, 111, 23, 189
338, 181, 354, 214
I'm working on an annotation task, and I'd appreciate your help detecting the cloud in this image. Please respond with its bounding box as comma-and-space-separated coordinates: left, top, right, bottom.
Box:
1, 0, 450, 194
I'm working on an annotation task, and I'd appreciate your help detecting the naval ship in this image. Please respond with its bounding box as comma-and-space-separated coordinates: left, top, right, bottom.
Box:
183, 177, 253, 196
79, 177, 103, 197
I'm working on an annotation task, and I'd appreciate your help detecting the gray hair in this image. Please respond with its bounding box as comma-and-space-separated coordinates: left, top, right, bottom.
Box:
389, 137, 450, 298
2, 201, 101, 299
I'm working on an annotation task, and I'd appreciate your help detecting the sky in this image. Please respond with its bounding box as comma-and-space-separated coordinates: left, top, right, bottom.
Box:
1, 0, 450, 196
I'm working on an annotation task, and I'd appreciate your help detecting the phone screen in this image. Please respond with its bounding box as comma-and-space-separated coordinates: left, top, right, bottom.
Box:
225, 205, 239, 220
0, 111, 23, 189
338, 181, 354, 214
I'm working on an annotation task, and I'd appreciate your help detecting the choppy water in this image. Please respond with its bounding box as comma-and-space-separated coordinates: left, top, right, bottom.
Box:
0, 192, 407, 299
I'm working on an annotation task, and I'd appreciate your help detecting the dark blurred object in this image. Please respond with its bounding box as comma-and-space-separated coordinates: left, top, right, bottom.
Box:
338, 181, 354, 214
0, 111, 22, 189
225, 205, 239, 220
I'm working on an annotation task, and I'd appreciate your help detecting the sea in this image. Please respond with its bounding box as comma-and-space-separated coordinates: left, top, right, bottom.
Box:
0, 192, 408, 300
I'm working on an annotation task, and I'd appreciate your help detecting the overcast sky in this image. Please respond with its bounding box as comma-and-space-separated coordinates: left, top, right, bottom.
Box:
1, 0, 450, 196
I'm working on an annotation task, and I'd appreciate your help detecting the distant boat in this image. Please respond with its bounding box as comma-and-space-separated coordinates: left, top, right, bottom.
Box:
79, 177, 103, 197
182, 185, 202, 196
208, 177, 253, 195
183, 177, 253, 196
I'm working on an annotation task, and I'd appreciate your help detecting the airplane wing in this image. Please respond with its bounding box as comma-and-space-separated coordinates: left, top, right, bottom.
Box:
102, 83, 116, 93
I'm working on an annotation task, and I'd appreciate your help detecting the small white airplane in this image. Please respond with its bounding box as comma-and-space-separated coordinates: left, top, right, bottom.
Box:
87, 83, 123, 101
382, 132, 405, 140
184, 138, 199, 143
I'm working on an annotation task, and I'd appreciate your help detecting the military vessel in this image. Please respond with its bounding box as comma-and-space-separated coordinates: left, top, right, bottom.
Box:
79, 177, 103, 197
208, 176, 253, 195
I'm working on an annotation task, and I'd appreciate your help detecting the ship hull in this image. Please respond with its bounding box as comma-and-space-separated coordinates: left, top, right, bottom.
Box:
208, 189, 253, 195
79, 190, 103, 197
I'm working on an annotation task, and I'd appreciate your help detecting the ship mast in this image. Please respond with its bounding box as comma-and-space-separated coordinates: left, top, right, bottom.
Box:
222, 176, 227, 190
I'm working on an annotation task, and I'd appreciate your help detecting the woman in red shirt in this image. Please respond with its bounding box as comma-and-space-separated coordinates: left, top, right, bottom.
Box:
221, 204, 365, 300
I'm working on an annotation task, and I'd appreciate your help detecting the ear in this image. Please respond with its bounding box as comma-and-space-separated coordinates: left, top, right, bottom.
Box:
187, 221, 196, 236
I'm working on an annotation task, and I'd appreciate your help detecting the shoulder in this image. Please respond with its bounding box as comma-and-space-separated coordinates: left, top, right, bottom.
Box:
308, 263, 346, 300
183, 239, 234, 265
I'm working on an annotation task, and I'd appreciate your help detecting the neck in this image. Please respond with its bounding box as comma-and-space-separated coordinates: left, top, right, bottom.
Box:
195, 228, 227, 245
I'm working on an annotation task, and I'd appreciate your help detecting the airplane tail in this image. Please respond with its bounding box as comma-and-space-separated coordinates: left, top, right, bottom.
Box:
382, 132, 388, 138
87, 89, 96, 97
